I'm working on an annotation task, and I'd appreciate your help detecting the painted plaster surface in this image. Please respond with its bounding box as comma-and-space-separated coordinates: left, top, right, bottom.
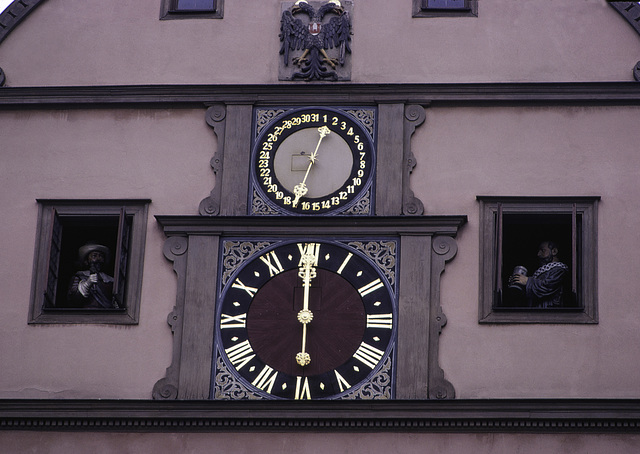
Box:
2, 431, 640, 454
0, 108, 215, 398
0, 0, 638, 85
0, 0, 640, 404
413, 105, 640, 398
1, 104, 640, 399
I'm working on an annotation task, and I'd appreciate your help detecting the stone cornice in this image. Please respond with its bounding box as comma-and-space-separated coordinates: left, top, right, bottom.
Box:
0, 83, 640, 108
1, 399, 640, 432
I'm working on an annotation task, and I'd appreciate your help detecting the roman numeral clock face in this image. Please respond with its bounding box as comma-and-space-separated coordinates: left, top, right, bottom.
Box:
215, 240, 397, 400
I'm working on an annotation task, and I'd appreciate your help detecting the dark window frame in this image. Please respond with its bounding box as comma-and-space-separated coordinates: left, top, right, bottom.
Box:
160, 0, 223, 20
413, 0, 477, 17
477, 196, 599, 324
28, 199, 150, 325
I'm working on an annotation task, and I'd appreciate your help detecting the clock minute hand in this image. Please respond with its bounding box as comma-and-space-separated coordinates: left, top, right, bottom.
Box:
292, 126, 331, 208
296, 251, 316, 367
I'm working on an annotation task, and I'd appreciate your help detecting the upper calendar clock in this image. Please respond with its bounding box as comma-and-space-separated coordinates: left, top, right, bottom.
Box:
250, 106, 376, 216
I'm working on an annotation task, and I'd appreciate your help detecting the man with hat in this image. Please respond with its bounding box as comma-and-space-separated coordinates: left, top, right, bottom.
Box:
67, 242, 117, 308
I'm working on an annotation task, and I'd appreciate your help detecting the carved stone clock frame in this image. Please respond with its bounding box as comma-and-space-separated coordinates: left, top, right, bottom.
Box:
199, 103, 427, 217
155, 100, 466, 400
153, 215, 465, 400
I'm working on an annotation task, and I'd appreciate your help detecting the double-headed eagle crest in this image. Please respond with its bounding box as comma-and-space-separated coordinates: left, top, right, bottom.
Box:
280, 0, 352, 81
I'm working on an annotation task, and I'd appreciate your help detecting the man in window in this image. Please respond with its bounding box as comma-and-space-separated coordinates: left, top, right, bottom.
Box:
67, 242, 117, 309
508, 241, 569, 308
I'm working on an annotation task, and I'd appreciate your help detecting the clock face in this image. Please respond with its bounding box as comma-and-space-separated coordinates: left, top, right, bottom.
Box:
250, 107, 376, 215
216, 240, 396, 400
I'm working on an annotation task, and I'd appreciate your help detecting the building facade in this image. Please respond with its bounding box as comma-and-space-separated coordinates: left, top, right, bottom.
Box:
1, 0, 640, 452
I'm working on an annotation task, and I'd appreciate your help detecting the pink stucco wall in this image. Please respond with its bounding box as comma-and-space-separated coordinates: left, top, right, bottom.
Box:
0, 0, 639, 405
1, 1, 640, 450
0, 108, 215, 398
1, 103, 639, 399
3, 431, 640, 454
0, 0, 638, 86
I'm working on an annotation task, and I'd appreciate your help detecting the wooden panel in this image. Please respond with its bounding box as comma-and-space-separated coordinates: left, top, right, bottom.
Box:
219, 104, 252, 215
375, 103, 404, 215
177, 235, 219, 399
396, 235, 431, 399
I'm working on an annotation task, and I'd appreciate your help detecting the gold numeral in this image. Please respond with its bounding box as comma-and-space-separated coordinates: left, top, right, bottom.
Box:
225, 340, 255, 371
220, 313, 247, 329
336, 253, 353, 274
295, 376, 312, 400
358, 278, 384, 297
297, 243, 321, 267
366, 313, 393, 329
232, 278, 258, 297
334, 370, 351, 393
252, 365, 278, 394
260, 251, 284, 277
353, 342, 385, 369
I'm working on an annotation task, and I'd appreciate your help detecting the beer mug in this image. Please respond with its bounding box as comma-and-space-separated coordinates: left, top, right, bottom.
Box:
508, 266, 528, 293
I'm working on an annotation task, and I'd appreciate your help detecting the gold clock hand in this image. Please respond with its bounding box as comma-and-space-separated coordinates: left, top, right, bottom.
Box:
296, 251, 316, 366
292, 126, 331, 207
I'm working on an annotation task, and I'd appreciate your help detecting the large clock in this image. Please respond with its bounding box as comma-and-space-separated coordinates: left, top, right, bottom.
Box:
250, 106, 376, 216
214, 238, 396, 400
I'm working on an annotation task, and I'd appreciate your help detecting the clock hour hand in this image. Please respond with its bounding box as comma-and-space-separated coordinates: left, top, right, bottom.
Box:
296, 251, 317, 366
292, 126, 331, 207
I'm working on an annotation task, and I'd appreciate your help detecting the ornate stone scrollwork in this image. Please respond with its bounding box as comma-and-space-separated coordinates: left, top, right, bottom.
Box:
251, 189, 279, 216
199, 104, 227, 216
342, 189, 371, 215
339, 354, 393, 400
432, 235, 458, 262
402, 104, 427, 215
344, 108, 376, 137
163, 236, 188, 260
214, 354, 262, 400
346, 240, 397, 286
152, 378, 179, 400
221, 240, 274, 286
428, 235, 458, 400
153, 236, 190, 400
255, 109, 287, 136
